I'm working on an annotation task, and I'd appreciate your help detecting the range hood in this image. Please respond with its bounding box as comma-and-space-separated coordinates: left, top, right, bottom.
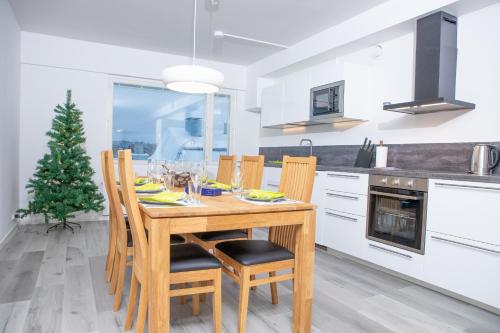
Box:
384, 11, 475, 114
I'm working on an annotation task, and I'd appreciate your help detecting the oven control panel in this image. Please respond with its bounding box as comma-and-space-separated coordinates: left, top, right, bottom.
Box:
369, 174, 428, 191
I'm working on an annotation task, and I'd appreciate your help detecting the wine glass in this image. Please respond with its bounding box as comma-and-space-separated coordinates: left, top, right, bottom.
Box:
231, 164, 243, 199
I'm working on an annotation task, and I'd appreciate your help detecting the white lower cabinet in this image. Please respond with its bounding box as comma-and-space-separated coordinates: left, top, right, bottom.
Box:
423, 231, 500, 309
323, 189, 367, 217
262, 167, 281, 191
323, 208, 366, 257
362, 240, 424, 279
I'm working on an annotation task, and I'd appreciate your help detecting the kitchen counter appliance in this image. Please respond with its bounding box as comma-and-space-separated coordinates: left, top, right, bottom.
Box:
310, 80, 345, 122
367, 175, 428, 254
470, 144, 499, 175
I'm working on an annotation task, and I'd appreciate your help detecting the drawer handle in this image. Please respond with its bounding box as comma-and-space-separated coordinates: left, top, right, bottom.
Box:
370, 190, 423, 201
325, 211, 358, 222
431, 236, 500, 255
267, 183, 279, 188
327, 173, 360, 179
434, 183, 500, 192
368, 244, 412, 259
326, 192, 359, 200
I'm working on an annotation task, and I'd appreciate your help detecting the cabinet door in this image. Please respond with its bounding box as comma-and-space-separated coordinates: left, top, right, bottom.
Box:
282, 70, 310, 124
261, 83, 284, 127
424, 231, 500, 309
323, 208, 365, 257
309, 59, 343, 88
427, 179, 500, 245
311, 172, 325, 245
324, 172, 369, 195
262, 167, 281, 191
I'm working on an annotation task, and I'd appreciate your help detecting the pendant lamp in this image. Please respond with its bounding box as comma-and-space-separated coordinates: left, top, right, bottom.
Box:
161, 0, 224, 94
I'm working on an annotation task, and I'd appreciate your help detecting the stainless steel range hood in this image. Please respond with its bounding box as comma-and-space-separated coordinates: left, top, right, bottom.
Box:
384, 11, 475, 114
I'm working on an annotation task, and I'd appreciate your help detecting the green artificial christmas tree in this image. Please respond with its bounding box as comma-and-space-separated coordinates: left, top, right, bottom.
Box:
18, 90, 104, 233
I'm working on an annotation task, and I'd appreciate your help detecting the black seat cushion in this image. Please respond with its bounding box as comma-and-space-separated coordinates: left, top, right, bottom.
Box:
215, 240, 294, 266
127, 229, 133, 247
193, 230, 248, 242
171, 234, 185, 245
171, 243, 222, 273
125, 216, 130, 227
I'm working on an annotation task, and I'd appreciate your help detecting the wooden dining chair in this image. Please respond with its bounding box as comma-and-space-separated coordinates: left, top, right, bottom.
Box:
118, 150, 222, 333
188, 155, 265, 251
216, 155, 236, 185
101, 150, 135, 311
214, 155, 317, 333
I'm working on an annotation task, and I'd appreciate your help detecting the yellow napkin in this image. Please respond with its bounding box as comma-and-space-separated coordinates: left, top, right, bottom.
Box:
135, 183, 163, 192
208, 181, 231, 191
246, 189, 285, 200
134, 178, 149, 185
139, 191, 186, 203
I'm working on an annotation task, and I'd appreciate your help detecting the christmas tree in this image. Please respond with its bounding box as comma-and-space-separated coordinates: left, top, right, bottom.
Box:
18, 90, 104, 233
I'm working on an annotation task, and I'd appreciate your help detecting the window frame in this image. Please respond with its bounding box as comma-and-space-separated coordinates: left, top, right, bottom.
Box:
108, 76, 236, 166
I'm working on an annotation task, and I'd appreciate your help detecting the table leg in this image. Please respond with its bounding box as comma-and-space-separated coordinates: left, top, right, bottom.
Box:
148, 217, 171, 333
293, 210, 316, 333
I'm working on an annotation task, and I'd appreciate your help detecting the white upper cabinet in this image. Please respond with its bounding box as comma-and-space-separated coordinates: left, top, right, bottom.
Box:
260, 82, 284, 127
259, 60, 374, 128
282, 69, 311, 124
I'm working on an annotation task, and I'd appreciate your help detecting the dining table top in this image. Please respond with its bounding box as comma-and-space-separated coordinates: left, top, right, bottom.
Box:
138, 193, 315, 218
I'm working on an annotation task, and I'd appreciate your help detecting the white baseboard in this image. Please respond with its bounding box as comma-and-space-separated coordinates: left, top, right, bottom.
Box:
17, 211, 108, 225
0, 222, 17, 249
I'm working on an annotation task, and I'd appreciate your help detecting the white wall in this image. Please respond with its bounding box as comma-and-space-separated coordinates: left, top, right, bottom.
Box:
258, 3, 500, 147
0, 0, 20, 240
18, 33, 259, 210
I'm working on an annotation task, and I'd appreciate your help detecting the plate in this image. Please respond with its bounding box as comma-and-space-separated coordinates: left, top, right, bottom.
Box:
245, 196, 286, 202
136, 189, 164, 194
139, 199, 188, 206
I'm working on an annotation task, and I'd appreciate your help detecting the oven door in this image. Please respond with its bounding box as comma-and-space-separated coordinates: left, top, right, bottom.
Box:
367, 186, 427, 254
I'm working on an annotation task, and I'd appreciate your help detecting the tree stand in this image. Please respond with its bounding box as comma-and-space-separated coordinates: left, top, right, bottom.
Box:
46, 221, 82, 234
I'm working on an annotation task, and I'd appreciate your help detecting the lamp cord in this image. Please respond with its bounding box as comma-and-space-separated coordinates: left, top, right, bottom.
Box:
192, 0, 197, 65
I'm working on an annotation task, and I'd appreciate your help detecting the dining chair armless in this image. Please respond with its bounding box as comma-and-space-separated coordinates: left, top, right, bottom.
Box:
214, 155, 317, 333
118, 150, 222, 333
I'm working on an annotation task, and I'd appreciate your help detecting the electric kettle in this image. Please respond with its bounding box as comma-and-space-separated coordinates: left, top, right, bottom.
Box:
470, 144, 500, 175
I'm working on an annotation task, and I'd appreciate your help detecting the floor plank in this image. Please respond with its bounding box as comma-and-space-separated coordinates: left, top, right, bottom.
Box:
23, 284, 64, 333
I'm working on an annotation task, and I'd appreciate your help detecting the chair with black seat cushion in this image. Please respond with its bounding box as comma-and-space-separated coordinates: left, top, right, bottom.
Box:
101, 150, 135, 311
189, 155, 265, 251
118, 150, 222, 333
215, 155, 316, 333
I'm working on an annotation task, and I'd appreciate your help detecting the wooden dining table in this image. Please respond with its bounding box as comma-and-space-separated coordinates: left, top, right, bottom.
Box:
122, 191, 316, 332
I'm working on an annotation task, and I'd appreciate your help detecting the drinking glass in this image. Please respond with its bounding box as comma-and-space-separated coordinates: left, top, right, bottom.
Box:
188, 180, 202, 204
231, 165, 243, 199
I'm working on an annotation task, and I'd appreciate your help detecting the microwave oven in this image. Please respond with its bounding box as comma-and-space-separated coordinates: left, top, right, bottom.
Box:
310, 80, 345, 121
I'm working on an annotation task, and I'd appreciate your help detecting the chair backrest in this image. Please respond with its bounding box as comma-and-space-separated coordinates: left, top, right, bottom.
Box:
216, 155, 236, 185
241, 155, 264, 190
269, 155, 317, 252
101, 151, 128, 249
118, 149, 148, 279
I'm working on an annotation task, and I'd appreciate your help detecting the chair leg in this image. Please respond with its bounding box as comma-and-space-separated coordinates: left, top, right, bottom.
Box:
200, 281, 207, 303
135, 284, 148, 333
238, 267, 251, 333
109, 250, 120, 294
250, 275, 257, 291
113, 252, 127, 311
179, 283, 186, 304
269, 271, 279, 304
213, 270, 222, 333
105, 244, 116, 283
124, 271, 139, 330
192, 282, 200, 316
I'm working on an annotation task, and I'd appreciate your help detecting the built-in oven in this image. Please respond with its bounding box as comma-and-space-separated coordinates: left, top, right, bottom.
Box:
367, 175, 428, 254
310, 80, 344, 121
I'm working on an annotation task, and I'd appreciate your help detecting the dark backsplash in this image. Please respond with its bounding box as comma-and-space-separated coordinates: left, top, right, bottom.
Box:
259, 142, 500, 174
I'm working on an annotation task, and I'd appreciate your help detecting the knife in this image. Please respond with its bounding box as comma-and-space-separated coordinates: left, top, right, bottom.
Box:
361, 138, 367, 150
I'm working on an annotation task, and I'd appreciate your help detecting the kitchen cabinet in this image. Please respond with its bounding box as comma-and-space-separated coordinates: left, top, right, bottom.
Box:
324, 171, 370, 195
260, 83, 284, 128
322, 208, 365, 257
282, 69, 311, 124
426, 179, 500, 246
262, 167, 281, 191
423, 231, 500, 309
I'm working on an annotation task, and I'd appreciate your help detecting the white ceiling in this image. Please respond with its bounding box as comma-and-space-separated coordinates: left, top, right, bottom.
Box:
9, 0, 388, 65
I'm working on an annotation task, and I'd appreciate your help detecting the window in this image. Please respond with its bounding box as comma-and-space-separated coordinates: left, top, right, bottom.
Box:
112, 83, 232, 162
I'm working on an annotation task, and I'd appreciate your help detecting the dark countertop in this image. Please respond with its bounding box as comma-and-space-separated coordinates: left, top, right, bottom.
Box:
264, 163, 500, 184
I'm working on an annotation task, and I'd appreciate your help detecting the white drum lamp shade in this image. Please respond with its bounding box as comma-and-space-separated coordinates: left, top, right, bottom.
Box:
161, 65, 224, 94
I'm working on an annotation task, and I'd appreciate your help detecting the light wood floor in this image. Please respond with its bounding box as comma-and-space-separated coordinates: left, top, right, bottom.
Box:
0, 221, 499, 333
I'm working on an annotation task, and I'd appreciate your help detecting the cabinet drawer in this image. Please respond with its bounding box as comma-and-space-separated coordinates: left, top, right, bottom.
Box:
427, 179, 500, 245
263, 167, 281, 190
423, 232, 500, 309
323, 209, 365, 257
324, 189, 367, 216
363, 240, 424, 279
324, 172, 368, 195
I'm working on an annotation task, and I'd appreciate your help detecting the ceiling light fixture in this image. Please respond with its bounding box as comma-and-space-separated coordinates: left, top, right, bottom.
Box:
214, 30, 289, 49
162, 0, 224, 94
